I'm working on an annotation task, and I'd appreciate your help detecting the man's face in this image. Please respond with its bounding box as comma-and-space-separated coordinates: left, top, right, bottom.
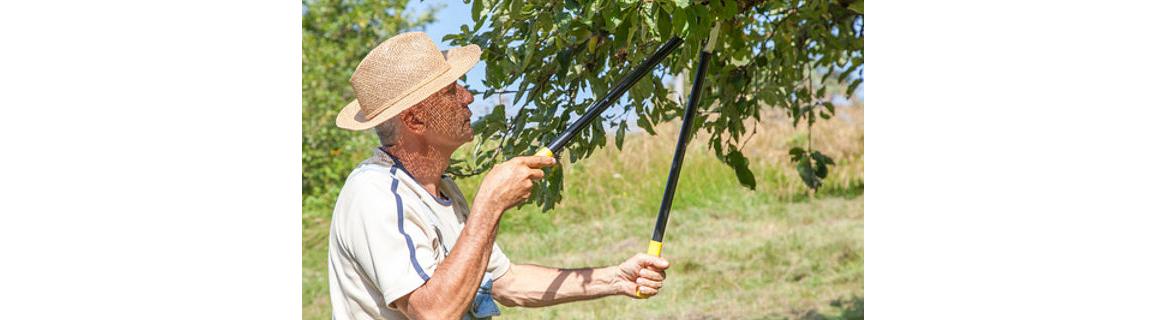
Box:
414, 82, 474, 149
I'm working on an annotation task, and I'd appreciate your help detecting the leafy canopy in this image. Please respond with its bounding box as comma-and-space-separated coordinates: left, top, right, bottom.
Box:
445, 0, 864, 209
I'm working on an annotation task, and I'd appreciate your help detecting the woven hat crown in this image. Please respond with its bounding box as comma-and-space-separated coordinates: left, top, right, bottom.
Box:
349, 32, 452, 121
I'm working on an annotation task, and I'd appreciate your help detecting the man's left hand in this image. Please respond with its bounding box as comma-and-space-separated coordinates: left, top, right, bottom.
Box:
611, 253, 670, 298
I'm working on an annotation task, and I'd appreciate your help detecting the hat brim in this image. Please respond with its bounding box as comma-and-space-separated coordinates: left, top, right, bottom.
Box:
336, 44, 481, 131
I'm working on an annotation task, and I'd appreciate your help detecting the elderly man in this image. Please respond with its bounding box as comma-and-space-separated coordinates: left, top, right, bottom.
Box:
328, 32, 670, 320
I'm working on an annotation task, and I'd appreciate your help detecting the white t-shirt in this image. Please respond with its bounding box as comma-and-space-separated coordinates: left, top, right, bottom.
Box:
328, 148, 511, 320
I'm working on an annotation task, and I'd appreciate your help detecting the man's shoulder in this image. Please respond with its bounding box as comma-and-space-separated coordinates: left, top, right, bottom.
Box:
336, 160, 432, 214
334, 162, 398, 216
348, 153, 420, 189
348, 161, 391, 183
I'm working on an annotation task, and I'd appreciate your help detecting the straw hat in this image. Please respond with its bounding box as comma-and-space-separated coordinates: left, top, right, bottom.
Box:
336, 32, 481, 130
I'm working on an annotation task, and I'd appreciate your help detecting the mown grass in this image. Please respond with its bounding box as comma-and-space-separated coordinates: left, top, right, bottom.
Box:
303, 103, 864, 319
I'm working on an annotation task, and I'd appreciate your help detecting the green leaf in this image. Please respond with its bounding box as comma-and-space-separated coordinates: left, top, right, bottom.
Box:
811, 150, 835, 165
810, 151, 834, 179
847, 78, 863, 97
656, 8, 672, 39
471, 0, 483, 22
789, 147, 805, 161
724, 0, 738, 18
614, 18, 630, 44
813, 159, 829, 179
725, 149, 757, 190
637, 114, 656, 135
509, 0, 522, 16
848, 0, 864, 14
672, 8, 687, 36
539, 165, 564, 211
674, 0, 690, 9
624, 9, 639, 47
520, 31, 536, 70
796, 158, 821, 190
615, 121, 627, 149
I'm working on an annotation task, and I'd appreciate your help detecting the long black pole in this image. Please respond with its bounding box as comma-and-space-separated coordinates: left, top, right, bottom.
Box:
650, 49, 710, 244
535, 37, 684, 158
636, 23, 720, 299
647, 52, 708, 245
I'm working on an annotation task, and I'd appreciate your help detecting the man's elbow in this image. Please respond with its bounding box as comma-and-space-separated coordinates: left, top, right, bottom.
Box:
494, 295, 521, 308
404, 305, 462, 320
490, 277, 525, 307
398, 293, 464, 320
492, 286, 538, 308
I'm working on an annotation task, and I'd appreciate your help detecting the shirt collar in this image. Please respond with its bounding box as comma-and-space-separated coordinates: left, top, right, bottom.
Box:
371, 147, 454, 206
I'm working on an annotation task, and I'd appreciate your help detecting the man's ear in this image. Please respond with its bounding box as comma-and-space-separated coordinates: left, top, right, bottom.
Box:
399, 108, 426, 133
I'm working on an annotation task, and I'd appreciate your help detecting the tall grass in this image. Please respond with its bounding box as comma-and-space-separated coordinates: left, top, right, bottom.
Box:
303, 103, 864, 319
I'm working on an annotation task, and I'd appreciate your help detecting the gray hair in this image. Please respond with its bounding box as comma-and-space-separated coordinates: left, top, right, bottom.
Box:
374, 118, 402, 147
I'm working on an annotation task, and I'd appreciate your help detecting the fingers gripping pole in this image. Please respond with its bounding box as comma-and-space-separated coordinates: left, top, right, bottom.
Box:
635, 240, 664, 297
637, 22, 720, 299
636, 240, 663, 299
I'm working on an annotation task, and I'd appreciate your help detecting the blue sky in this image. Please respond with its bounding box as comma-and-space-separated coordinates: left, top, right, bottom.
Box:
407, 0, 496, 119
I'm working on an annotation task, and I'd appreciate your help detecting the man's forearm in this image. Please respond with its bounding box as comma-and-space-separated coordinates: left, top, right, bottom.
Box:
397, 204, 502, 319
492, 264, 621, 308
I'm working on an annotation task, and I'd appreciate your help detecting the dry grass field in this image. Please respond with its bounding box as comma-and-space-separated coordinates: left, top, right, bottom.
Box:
303, 103, 864, 319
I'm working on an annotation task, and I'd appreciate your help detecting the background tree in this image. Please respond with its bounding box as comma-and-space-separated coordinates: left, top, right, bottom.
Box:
302, 0, 441, 312
445, 0, 863, 209
302, 0, 438, 211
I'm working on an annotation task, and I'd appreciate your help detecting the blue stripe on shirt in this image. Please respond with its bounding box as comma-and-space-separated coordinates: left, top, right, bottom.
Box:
391, 166, 431, 281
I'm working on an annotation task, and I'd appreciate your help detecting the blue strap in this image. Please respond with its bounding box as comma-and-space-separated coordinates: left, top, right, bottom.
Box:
464, 275, 500, 320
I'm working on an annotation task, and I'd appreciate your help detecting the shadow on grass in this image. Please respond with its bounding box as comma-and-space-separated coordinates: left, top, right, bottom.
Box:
778, 180, 865, 203
793, 296, 864, 320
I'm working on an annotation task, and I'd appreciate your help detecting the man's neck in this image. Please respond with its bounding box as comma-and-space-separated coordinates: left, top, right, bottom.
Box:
385, 142, 451, 198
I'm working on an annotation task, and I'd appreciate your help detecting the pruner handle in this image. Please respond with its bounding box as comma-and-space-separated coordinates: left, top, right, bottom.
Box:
634, 240, 664, 298
533, 147, 555, 158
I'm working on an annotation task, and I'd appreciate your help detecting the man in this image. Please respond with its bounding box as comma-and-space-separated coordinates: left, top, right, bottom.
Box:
328, 32, 670, 320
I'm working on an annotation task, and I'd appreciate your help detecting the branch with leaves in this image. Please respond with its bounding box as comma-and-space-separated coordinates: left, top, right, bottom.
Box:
447, 0, 863, 209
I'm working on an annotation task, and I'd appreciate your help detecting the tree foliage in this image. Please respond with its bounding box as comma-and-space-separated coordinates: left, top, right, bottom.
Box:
445, 0, 863, 208
302, 0, 438, 210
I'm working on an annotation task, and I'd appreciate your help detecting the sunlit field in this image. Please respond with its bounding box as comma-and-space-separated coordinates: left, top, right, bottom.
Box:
303, 103, 864, 319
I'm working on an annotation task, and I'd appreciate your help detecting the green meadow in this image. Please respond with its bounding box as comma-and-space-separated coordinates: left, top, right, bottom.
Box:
303, 105, 864, 319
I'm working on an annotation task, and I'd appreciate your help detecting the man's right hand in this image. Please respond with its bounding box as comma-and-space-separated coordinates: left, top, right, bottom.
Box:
473, 156, 556, 215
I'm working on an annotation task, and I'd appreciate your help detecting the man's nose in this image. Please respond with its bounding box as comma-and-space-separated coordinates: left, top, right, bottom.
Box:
458, 86, 473, 105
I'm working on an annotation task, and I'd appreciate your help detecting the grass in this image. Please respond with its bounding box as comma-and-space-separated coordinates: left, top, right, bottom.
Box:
303, 103, 864, 319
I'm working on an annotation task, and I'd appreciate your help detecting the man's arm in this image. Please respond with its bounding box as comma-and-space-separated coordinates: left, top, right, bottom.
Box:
392, 203, 501, 319
392, 156, 554, 320
491, 254, 670, 308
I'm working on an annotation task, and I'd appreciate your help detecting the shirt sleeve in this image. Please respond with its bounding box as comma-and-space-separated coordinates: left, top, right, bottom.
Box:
486, 243, 512, 280
335, 172, 438, 307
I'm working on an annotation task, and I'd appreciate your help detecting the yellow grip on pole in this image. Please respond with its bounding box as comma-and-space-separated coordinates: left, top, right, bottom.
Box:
646, 240, 663, 257
534, 147, 554, 158
635, 240, 664, 298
